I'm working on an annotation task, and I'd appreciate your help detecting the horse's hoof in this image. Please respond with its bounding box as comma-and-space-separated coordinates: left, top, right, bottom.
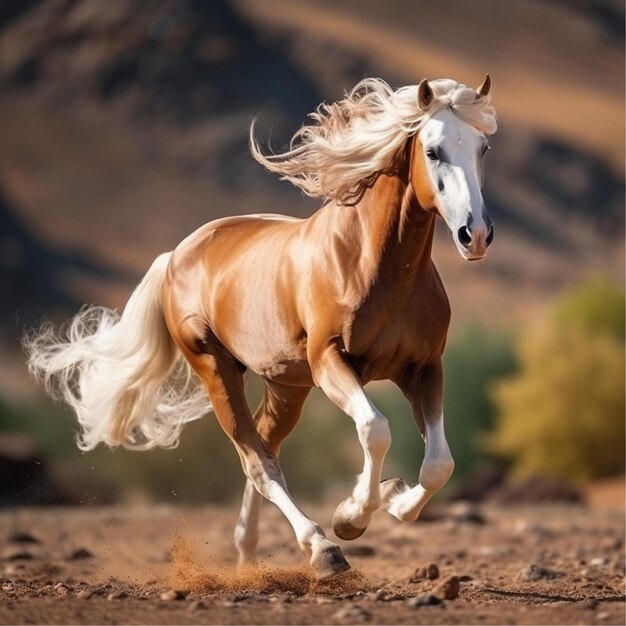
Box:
310, 545, 351, 579
332, 516, 367, 541
380, 477, 407, 507
332, 500, 368, 541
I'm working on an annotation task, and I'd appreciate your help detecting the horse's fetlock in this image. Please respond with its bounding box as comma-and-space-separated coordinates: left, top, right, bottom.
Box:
419, 455, 454, 490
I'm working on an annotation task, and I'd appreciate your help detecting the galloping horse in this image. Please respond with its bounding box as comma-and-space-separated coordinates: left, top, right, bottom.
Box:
27, 75, 497, 578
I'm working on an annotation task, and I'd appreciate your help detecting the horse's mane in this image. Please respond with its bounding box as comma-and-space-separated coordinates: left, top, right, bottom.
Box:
250, 77, 497, 205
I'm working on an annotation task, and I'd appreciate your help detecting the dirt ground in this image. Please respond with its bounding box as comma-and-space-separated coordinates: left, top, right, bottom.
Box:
0, 494, 624, 625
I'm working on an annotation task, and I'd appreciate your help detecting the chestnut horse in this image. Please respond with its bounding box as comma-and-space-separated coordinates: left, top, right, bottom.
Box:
27, 76, 497, 578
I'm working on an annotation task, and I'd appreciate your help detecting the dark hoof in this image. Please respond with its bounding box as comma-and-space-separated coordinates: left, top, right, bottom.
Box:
332, 514, 367, 541
310, 545, 351, 579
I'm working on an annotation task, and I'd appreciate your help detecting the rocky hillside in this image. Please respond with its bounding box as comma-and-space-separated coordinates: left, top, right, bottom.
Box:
0, 0, 623, 391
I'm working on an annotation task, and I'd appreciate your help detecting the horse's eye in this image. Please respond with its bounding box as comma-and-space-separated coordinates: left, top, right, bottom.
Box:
426, 148, 438, 161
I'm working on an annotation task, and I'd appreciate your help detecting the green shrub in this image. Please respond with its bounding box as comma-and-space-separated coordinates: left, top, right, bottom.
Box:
487, 278, 625, 480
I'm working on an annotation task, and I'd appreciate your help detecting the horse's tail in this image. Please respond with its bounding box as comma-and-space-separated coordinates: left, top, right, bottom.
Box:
24, 252, 212, 451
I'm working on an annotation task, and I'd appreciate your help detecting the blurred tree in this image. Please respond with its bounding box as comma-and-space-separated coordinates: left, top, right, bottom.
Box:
487, 277, 625, 481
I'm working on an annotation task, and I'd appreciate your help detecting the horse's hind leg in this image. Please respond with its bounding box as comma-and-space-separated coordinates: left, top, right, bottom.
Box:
182, 337, 348, 578
234, 381, 310, 565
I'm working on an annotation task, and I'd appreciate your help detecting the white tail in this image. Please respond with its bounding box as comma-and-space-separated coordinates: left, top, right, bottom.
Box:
24, 253, 212, 450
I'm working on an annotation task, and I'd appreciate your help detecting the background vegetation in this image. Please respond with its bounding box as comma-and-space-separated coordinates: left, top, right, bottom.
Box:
2, 277, 621, 504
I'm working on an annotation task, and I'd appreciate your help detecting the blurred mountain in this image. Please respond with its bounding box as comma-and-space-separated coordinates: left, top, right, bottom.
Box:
0, 0, 623, 389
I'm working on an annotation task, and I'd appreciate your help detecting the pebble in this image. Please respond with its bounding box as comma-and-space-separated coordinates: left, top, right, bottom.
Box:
407, 593, 443, 608
188, 600, 206, 611
76, 589, 93, 599
54, 583, 70, 597
434, 576, 460, 600
7, 531, 40, 544
580, 599, 598, 610
589, 557, 609, 567
160, 589, 188, 601
107, 590, 128, 600
518, 564, 560, 581
66, 548, 93, 561
410, 562, 440, 582
331, 606, 372, 621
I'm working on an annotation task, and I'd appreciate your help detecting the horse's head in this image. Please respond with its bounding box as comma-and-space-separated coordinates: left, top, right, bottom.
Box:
411, 76, 494, 261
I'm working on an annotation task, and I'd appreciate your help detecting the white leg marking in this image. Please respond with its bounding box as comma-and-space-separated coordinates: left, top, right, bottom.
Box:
234, 479, 262, 565
241, 453, 348, 577
385, 415, 454, 522
332, 390, 391, 536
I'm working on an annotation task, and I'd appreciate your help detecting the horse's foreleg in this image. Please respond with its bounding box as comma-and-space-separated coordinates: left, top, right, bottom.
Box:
311, 341, 392, 540
383, 360, 454, 522
234, 382, 310, 566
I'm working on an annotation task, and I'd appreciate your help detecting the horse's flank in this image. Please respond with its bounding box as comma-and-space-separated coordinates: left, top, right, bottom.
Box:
163, 135, 449, 389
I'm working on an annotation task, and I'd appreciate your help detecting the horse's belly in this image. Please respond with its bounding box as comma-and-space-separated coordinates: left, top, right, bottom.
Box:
233, 335, 312, 385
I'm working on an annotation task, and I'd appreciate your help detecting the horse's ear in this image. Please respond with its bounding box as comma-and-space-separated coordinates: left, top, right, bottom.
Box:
417, 78, 434, 110
476, 73, 491, 98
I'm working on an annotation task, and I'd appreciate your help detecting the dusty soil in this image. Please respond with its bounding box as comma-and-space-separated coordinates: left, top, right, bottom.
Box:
0, 497, 624, 625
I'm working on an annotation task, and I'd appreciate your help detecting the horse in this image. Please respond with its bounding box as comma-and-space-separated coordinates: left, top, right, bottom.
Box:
26, 75, 497, 579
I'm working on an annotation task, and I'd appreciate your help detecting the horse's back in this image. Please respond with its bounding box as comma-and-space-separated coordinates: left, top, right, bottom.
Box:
164, 212, 314, 384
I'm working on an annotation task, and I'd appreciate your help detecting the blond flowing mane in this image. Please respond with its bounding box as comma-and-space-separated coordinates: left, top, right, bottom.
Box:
250, 77, 497, 204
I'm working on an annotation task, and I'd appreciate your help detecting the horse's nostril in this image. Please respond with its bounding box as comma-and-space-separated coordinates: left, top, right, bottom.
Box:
486, 224, 495, 246
457, 226, 472, 247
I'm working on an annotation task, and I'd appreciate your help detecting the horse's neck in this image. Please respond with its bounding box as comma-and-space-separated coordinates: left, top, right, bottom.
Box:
353, 171, 436, 276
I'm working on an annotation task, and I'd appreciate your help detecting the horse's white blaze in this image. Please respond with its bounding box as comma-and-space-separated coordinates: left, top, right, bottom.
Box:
419, 108, 489, 260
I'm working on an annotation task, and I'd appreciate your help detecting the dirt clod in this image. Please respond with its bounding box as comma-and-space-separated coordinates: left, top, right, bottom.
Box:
434, 575, 460, 600
7, 530, 40, 544
107, 590, 128, 600
410, 563, 440, 582
160, 589, 188, 601
66, 548, 93, 561
188, 600, 206, 611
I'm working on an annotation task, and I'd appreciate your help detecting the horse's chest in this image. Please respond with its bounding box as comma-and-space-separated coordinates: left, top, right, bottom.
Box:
345, 282, 450, 381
